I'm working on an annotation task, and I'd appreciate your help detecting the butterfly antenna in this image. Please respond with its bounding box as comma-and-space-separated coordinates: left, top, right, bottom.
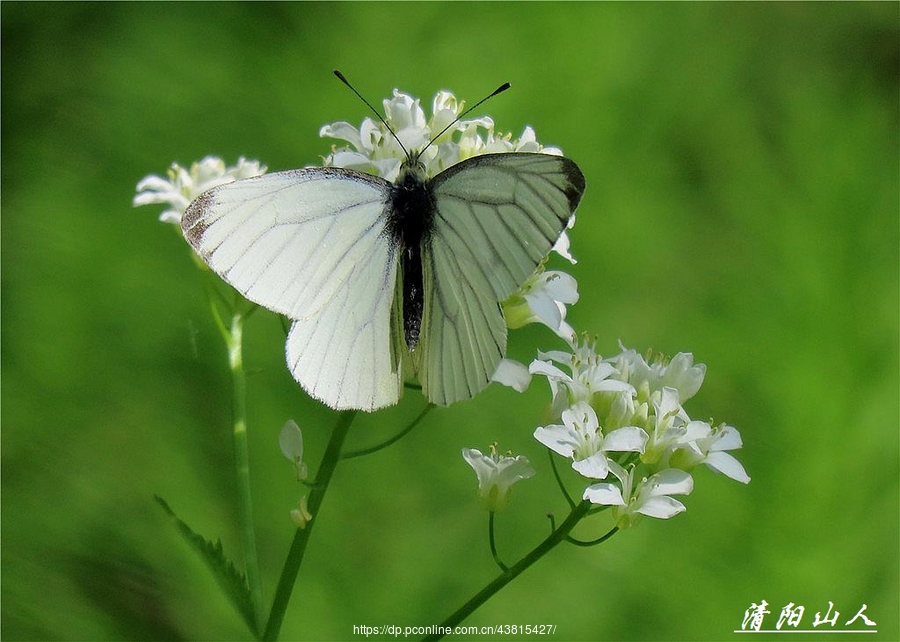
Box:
420, 81, 511, 155
333, 69, 410, 159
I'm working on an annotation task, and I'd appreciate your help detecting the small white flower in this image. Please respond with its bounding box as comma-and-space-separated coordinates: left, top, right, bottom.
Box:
133, 156, 266, 225
670, 422, 751, 484
290, 496, 313, 529
534, 402, 647, 480
529, 336, 633, 417
640, 386, 692, 466
503, 268, 579, 341
583, 460, 694, 529
279, 420, 308, 481
462, 445, 535, 512
608, 347, 706, 406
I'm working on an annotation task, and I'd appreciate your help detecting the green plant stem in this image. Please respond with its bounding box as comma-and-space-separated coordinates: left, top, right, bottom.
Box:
227, 312, 265, 636
548, 448, 575, 509
263, 410, 357, 641
341, 403, 434, 459
566, 527, 618, 547
424, 500, 593, 642
488, 512, 508, 572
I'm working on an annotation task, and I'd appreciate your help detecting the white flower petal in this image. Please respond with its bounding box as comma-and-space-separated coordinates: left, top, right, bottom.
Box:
583, 483, 625, 506
705, 451, 751, 484
712, 425, 743, 451
536, 349, 575, 365
552, 226, 577, 264
637, 495, 686, 519
682, 420, 712, 442
555, 319, 576, 343
132, 191, 172, 207
593, 379, 634, 394
158, 210, 182, 225
541, 271, 579, 304
603, 426, 649, 453
319, 121, 364, 149
492, 358, 531, 392
495, 456, 536, 493
662, 353, 706, 401
572, 452, 610, 479
328, 150, 373, 168
533, 424, 578, 458
134, 175, 174, 193
528, 359, 571, 381
650, 469, 694, 496
524, 292, 563, 330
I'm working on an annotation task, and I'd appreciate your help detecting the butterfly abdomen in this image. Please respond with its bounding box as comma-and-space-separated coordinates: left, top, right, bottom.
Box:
388, 163, 437, 352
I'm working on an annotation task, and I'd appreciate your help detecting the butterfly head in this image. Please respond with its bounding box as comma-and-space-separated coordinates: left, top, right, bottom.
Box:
397, 149, 429, 185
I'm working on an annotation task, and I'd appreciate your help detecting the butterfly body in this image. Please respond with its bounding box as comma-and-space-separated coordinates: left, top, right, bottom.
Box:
387, 157, 434, 351
183, 151, 585, 411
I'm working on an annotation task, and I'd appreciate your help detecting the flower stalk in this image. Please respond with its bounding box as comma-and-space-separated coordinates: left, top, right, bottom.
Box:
426, 500, 594, 641
226, 311, 265, 636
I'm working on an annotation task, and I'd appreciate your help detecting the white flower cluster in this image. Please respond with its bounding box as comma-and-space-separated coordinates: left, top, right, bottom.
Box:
320, 88, 563, 182
133, 156, 266, 225
531, 337, 750, 529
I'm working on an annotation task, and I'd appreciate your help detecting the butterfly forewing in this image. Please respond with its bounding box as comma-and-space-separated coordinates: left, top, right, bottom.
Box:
419, 152, 586, 405
182, 168, 405, 411
183, 168, 392, 320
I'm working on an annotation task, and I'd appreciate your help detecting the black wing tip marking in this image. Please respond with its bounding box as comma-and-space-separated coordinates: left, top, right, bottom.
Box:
559, 157, 586, 213
432, 151, 586, 213
181, 190, 214, 251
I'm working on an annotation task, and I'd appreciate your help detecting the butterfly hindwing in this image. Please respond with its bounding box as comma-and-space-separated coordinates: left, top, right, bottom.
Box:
182, 168, 404, 411
285, 253, 401, 411
419, 152, 586, 406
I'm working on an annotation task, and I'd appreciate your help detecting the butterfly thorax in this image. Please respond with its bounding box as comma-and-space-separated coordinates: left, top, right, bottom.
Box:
388, 157, 436, 352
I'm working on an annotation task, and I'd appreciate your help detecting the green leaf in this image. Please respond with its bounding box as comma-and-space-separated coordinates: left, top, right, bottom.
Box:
154, 495, 259, 638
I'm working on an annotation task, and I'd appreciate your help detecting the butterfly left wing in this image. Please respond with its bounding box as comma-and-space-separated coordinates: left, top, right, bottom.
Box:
419, 152, 586, 405
182, 168, 404, 411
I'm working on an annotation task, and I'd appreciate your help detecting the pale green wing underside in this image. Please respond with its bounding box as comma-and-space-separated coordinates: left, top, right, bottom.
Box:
420, 153, 585, 406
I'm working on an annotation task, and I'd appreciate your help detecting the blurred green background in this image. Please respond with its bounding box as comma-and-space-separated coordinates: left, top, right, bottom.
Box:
2, 3, 897, 641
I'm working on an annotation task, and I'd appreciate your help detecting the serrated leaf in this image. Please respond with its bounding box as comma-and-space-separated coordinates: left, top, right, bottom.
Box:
154, 495, 258, 637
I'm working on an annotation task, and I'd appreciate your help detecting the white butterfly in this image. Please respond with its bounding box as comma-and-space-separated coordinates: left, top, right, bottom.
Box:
182, 79, 585, 412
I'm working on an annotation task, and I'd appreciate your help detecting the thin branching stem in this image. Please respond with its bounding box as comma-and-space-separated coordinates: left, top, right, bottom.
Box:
341, 403, 434, 459
566, 527, 618, 547
424, 500, 593, 642
547, 448, 576, 509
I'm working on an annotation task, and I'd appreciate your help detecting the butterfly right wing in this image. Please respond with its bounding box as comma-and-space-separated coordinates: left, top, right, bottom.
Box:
182, 168, 404, 411
419, 153, 586, 406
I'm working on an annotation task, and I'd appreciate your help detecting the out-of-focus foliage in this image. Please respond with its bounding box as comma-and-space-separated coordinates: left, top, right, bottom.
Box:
2, 3, 897, 640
